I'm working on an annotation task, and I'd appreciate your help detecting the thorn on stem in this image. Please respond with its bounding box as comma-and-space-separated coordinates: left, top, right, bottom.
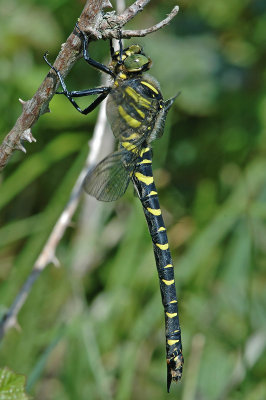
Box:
21, 129, 37, 143
19, 98, 28, 112
42, 104, 51, 114
102, 0, 112, 8
15, 142, 27, 154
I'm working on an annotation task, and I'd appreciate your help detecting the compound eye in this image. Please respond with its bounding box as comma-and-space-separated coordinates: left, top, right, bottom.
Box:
128, 44, 142, 54
124, 54, 149, 72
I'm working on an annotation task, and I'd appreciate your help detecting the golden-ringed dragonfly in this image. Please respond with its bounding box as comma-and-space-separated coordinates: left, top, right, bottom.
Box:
44, 24, 184, 391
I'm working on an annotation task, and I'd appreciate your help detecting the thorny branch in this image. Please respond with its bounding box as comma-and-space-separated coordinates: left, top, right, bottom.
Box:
0, 0, 178, 170
0, 0, 179, 339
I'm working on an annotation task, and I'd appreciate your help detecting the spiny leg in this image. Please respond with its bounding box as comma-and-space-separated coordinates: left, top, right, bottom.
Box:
117, 29, 123, 64
75, 23, 115, 78
43, 53, 111, 114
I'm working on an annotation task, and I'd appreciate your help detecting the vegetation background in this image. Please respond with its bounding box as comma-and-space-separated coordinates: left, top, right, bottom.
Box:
0, 0, 266, 399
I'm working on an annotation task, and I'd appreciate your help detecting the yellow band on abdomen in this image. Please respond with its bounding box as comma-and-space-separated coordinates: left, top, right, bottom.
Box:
156, 243, 169, 250
167, 339, 179, 346
162, 279, 174, 286
166, 312, 177, 318
147, 208, 161, 216
134, 172, 154, 185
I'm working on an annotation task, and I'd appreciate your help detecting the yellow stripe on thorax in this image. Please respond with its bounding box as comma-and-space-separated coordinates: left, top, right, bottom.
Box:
138, 98, 152, 109
118, 106, 141, 128
130, 102, 145, 119
141, 81, 159, 94
139, 159, 152, 164
148, 191, 157, 196
125, 86, 139, 102
134, 172, 154, 185
158, 227, 166, 232
156, 243, 169, 250
125, 86, 151, 109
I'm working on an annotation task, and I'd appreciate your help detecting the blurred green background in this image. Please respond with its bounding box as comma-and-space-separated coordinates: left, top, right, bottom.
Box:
1, 0, 266, 399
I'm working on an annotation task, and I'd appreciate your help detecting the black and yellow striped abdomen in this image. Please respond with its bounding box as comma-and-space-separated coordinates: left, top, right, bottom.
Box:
132, 147, 183, 389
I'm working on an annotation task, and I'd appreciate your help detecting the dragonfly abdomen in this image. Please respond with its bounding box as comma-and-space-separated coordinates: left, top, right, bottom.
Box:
132, 147, 183, 391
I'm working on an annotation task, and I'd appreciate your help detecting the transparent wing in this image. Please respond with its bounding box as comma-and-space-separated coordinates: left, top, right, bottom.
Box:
83, 150, 132, 202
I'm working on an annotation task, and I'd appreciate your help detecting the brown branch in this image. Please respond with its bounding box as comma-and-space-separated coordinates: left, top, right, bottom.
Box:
116, 0, 151, 23
122, 5, 179, 38
0, 1, 179, 170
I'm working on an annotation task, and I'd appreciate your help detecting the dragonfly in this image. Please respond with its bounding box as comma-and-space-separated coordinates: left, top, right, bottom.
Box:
44, 24, 184, 391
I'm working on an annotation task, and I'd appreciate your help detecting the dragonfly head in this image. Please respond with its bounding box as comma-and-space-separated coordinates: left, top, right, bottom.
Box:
111, 44, 152, 75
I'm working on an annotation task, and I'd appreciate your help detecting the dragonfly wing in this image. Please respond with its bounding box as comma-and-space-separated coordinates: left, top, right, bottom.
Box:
83, 151, 131, 202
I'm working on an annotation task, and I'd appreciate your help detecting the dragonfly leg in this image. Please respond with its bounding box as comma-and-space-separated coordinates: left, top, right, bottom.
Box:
118, 29, 123, 65
43, 53, 111, 114
75, 23, 115, 78
57, 87, 111, 98
78, 91, 110, 115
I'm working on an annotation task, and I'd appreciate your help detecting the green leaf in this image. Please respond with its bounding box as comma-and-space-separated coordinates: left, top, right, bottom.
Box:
0, 367, 29, 400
